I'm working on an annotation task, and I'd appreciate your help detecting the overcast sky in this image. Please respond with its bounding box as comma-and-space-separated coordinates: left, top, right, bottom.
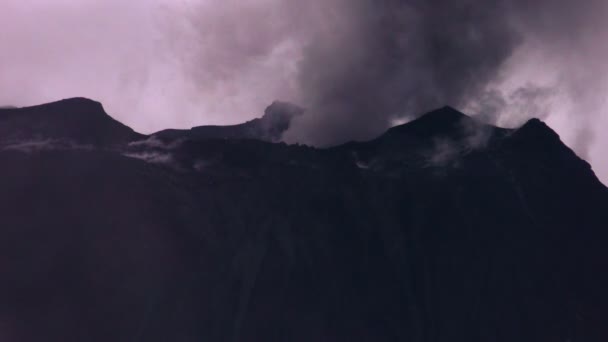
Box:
1, 0, 607, 184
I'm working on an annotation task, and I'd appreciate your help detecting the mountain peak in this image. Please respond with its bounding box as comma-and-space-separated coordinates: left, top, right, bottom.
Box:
426, 105, 468, 118
51, 97, 102, 106
517, 117, 559, 137
17, 97, 105, 113
0, 98, 143, 147
509, 117, 564, 150
381, 106, 497, 143
406, 106, 472, 130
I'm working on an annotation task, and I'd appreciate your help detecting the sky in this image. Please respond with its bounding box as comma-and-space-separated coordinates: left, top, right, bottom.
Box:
1, 0, 607, 183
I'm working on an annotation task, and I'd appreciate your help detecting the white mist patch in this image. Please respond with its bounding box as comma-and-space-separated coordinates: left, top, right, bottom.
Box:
351, 151, 373, 170
128, 136, 182, 150
193, 160, 211, 171
2, 139, 91, 152
389, 116, 413, 127
425, 117, 494, 168
123, 151, 173, 165
426, 138, 463, 168
125, 136, 183, 167
461, 119, 494, 151
356, 161, 370, 170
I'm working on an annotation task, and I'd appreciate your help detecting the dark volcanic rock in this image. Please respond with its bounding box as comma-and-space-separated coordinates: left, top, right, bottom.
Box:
0, 100, 606, 341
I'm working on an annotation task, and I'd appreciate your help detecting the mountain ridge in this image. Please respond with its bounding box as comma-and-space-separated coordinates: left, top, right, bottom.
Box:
0, 97, 606, 341
3, 97, 603, 186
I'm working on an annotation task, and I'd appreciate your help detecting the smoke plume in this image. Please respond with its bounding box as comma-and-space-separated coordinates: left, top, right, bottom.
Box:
281, 0, 608, 151
1, 0, 608, 180
167, 0, 608, 160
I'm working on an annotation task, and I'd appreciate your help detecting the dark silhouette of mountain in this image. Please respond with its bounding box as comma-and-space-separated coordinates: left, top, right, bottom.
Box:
0, 99, 607, 341
153, 101, 304, 142
0, 98, 144, 148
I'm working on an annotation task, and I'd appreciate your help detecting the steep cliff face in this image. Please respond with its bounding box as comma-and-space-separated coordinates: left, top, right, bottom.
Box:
0, 99, 606, 341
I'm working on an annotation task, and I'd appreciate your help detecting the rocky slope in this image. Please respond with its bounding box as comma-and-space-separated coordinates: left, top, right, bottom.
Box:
0, 98, 606, 341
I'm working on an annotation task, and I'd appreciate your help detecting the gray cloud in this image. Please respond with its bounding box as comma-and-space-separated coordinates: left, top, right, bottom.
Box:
283, 0, 521, 146
1, 0, 607, 182
279, 0, 608, 149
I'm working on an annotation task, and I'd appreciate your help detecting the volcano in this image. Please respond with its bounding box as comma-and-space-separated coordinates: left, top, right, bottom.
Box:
0, 98, 606, 341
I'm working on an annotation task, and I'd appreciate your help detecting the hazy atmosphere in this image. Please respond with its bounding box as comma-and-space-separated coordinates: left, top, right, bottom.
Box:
1, 0, 607, 183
